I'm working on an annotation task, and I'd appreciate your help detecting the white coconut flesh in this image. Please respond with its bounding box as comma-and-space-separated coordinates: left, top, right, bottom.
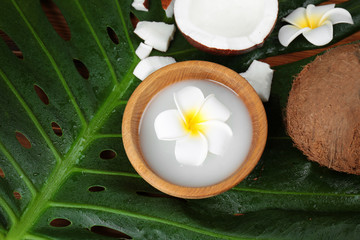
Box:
174, 0, 278, 51
134, 21, 176, 52
164, 0, 175, 18
240, 60, 274, 102
133, 56, 176, 81
135, 42, 153, 60
132, 0, 148, 12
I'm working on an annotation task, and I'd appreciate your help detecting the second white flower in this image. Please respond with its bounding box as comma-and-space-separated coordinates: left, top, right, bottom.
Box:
278, 4, 353, 47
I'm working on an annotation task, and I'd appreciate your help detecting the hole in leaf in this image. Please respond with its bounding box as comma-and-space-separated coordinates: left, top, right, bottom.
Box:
13, 191, 21, 200
90, 225, 132, 239
34, 84, 50, 105
50, 218, 72, 227
0, 30, 23, 59
0, 168, 5, 178
88, 186, 106, 192
40, 0, 71, 41
73, 59, 89, 80
100, 150, 117, 160
107, 27, 119, 45
51, 122, 63, 136
15, 131, 31, 149
130, 12, 139, 29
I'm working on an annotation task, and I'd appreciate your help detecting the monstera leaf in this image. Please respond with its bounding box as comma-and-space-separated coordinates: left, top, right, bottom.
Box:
0, 0, 359, 239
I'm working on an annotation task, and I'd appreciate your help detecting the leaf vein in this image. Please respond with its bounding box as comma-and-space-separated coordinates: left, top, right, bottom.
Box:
0, 195, 18, 225
93, 133, 123, 139
232, 187, 360, 198
0, 140, 37, 196
6, 3, 140, 239
4, 72, 137, 238
49, 201, 248, 240
0, 68, 62, 167
10, 0, 87, 127
24, 233, 52, 240
115, 0, 135, 53
72, 167, 140, 178
74, 0, 118, 85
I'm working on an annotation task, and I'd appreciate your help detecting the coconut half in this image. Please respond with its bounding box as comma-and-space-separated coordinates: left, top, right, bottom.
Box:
174, 0, 278, 55
286, 43, 360, 174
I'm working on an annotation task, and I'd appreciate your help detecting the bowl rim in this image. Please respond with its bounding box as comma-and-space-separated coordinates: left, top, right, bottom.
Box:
122, 60, 267, 199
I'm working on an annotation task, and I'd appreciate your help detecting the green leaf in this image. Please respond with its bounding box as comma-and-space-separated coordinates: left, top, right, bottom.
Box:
0, 0, 359, 239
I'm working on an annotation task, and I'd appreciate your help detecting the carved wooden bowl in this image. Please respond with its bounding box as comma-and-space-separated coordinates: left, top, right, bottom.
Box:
122, 60, 267, 199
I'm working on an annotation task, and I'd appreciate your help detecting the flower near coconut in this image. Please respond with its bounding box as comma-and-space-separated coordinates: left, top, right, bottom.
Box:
154, 86, 233, 166
278, 4, 353, 47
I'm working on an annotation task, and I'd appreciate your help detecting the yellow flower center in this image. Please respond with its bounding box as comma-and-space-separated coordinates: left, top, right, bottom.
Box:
183, 109, 206, 136
297, 14, 323, 29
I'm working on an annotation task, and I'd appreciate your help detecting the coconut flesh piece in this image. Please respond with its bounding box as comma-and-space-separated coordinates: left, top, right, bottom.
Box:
135, 42, 153, 60
162, 0, 175, 18
174, 0, 278, 55
134, 21, 176, 52
240, 60, 274, 102
133, 56, 176, 81
132, 0, 149, 12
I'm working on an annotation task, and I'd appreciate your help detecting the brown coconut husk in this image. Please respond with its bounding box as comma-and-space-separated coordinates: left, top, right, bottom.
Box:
286, 43, 360, 174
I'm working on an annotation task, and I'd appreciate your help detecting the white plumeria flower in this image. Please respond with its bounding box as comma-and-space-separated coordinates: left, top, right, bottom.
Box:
278, 4, 353, 47
154, 86, 233, 166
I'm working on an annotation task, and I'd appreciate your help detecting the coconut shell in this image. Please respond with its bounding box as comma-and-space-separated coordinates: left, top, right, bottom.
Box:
173, 0, 278, 56
179, 32, 262, 56
286, 43, 360, 174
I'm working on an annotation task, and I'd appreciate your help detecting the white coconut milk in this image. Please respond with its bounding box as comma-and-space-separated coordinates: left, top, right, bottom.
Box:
139, 80, 253, 187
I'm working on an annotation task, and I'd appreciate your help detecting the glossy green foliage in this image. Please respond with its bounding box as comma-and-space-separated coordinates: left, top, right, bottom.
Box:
0, 0, 359, 239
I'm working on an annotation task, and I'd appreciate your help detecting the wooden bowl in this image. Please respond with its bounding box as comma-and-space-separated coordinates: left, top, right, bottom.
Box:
122, 60, 267, 199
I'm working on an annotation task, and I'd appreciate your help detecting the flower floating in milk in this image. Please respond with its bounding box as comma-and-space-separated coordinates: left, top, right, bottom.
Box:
154, 86, 233, 166
278, 4, 353, 47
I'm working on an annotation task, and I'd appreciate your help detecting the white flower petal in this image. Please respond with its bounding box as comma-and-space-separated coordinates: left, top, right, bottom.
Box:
197, 120, 233, 156
306, 4, 335, 27
154, 110, 188, 140
278, 25, 310, 47
283, 7, 307, 28
307, 3, 335, 14
320, 8, 354, 25
198, 95, 231, 122
303, 20, 333, 46
174, 86, 204, 121
175, 133, 208, 166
